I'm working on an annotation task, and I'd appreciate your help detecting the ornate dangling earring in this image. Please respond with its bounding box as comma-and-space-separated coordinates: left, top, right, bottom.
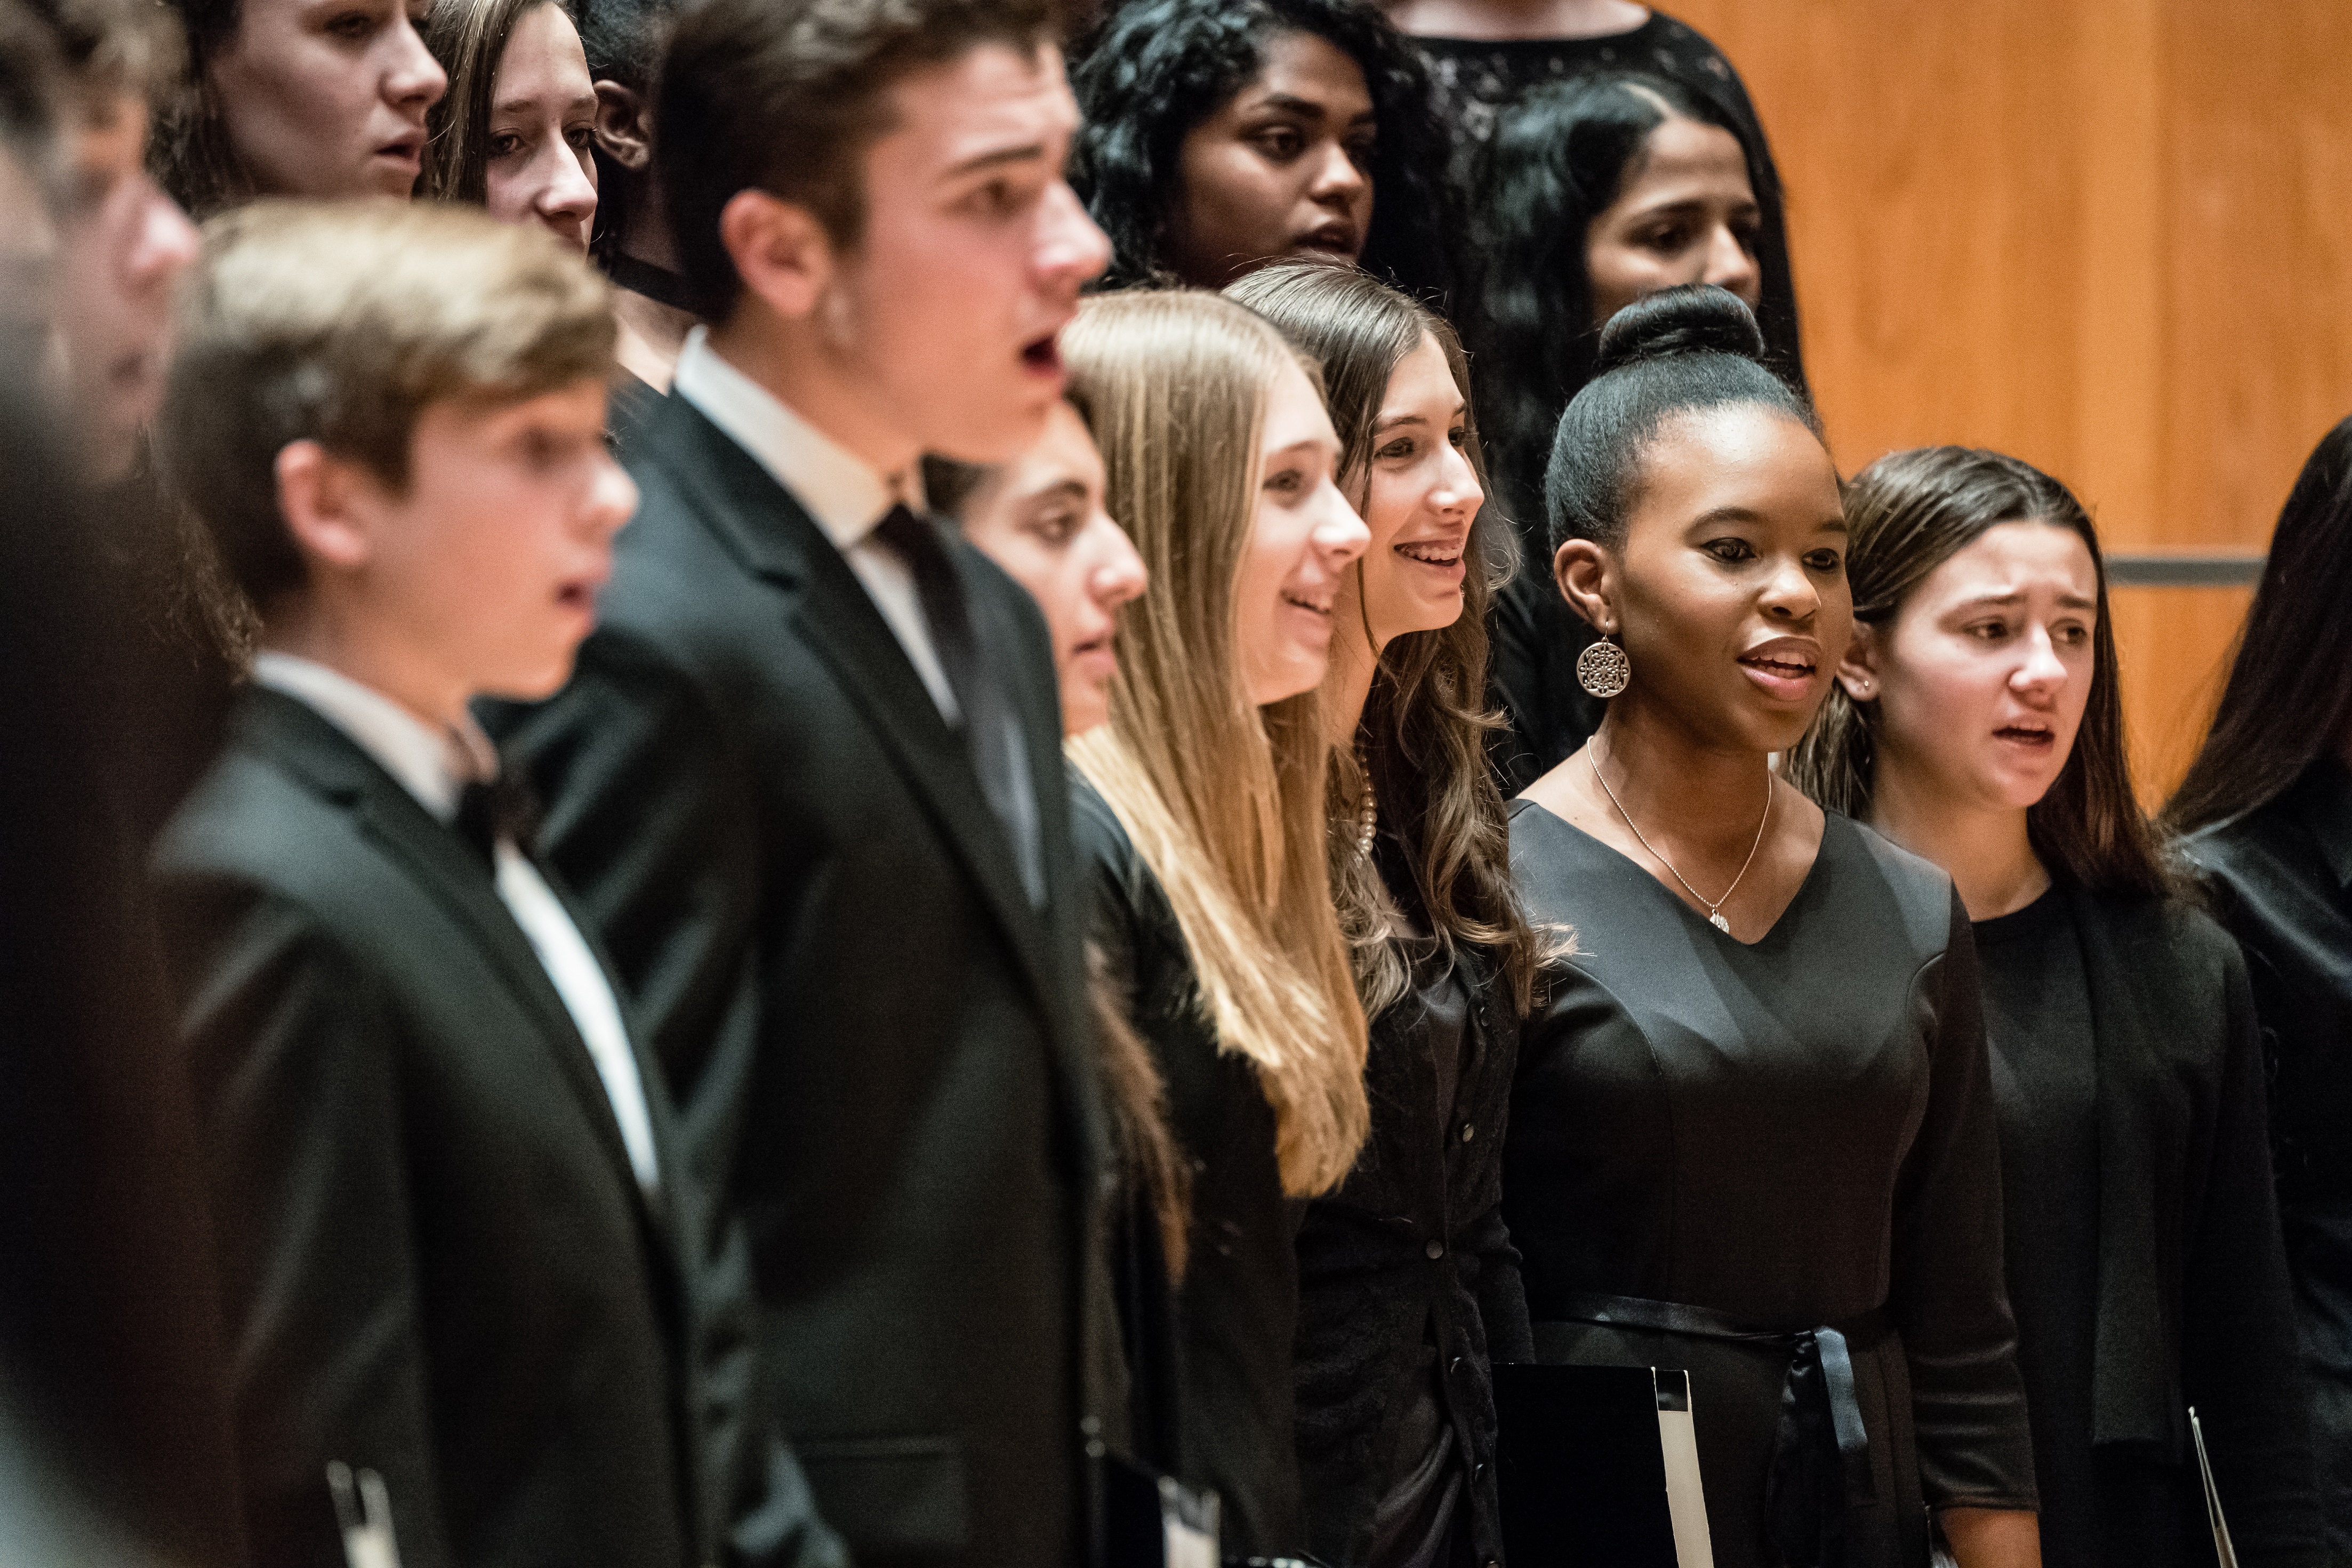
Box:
1577, 633, 1632, 698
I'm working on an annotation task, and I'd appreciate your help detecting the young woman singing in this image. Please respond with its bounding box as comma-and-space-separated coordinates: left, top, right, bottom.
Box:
1505, 285, 2040, 1568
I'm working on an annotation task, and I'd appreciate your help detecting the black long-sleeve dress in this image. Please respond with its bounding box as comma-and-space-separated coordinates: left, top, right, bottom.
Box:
1294, 835, 1535, 1568
1504, 802, 2036, 1568
1975, 884, 2321, 1568
1074, 776, 1307, 1562
2185, 757, 2352, 1560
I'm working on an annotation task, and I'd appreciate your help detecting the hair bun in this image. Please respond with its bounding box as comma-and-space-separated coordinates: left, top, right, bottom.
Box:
1592, 285, 1767, 375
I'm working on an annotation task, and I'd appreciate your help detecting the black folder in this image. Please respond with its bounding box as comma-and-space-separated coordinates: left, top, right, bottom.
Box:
1493, 1363, 1684, 1568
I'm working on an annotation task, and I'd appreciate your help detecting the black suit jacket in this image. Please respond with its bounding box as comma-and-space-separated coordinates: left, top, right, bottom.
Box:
152, 688, 841, 1568
494, 392, 1109, 1567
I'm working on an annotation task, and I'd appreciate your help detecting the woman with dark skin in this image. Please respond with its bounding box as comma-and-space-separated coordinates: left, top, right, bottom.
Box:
1506, 286, 2041, 1568
152, 0, 445, 214
2170, 415, 2352, 1562
1469, 70, 1791, 793
1789, 447, 2322, 1568
1069, 0, 1459, 304
1232, 260, 1544, 1568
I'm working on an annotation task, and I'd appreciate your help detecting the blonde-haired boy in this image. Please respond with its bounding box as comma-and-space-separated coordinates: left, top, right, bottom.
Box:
151, 200, 842, 1568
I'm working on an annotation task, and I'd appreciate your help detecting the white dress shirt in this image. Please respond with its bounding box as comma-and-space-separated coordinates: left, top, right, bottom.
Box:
670, 326, 959, 721
253, 651, 662, 1192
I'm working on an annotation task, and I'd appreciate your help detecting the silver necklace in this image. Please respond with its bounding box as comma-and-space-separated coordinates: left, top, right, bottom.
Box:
1589, 739, 1772, 933
1353, 738, 1377, 855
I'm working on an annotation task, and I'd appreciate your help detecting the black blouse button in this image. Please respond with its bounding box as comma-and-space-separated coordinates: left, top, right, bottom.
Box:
1449, 1355, 1465, 1376
1424, 1239, 1446, 1260
1459, 1122, 1475, 1144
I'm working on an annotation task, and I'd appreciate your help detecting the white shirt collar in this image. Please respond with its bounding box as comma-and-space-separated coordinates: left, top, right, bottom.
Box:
252, 650, 497, 824
669, 325, 925, 549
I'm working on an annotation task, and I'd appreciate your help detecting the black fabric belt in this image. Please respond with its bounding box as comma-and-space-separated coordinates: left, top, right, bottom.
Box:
1548, 1290, 1892, 1568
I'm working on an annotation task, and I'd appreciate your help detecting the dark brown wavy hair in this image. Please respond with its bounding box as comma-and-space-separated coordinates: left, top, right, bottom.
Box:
1784, 445, 2174, 900
1227, 260, 1542, 1015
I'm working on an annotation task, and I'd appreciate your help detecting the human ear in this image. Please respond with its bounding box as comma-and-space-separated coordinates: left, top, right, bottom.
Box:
274, 440, 379, 575
1554, 538, 1615, 634
1837, 620, 1880, 702
591, 82, 651, 172
719, 189, 832, 323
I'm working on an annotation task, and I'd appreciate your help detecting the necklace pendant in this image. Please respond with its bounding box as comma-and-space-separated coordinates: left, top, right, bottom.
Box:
1708, 911, 1731, 932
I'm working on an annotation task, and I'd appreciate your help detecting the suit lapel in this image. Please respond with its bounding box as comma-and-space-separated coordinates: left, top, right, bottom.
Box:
246, 691, 669, 1240
645, 399, 1066, 1030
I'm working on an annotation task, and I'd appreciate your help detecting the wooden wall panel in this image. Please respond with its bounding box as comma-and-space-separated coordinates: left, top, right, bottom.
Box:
1663, 0, 2352, 800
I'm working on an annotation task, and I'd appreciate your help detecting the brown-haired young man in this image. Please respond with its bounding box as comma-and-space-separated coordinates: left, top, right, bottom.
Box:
494, 2, 1118, 1564
153, 199, 842, 1568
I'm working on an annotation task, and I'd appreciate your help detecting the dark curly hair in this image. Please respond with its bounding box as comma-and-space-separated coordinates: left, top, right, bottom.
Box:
1069, 0, 1459, 307
1467, 71, 1804, 540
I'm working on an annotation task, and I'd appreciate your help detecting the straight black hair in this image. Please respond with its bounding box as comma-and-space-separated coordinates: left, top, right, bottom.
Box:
2166, 415, 2352, 834
1544, 284, 1817, 561
1784, 446, 2174, 900
1468, 71, 1804, 542
1069, 0, 1459, 307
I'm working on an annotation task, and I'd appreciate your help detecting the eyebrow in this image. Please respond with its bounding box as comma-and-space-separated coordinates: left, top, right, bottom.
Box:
495, 90, 598, 117
1021, 478, 1089, 507
1626, 196, 1761, 219
1685, 505, 1847, 533
1954, 590, 2099, 611
942, 141, 1051, 181
1246, 93, 1377, 127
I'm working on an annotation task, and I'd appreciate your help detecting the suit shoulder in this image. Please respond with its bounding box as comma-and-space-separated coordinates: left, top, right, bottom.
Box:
156, 746, 349, 893
151, 761, 400, 996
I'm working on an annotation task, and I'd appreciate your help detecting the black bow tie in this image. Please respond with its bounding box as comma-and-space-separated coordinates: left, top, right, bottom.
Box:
454, 771, 541, 871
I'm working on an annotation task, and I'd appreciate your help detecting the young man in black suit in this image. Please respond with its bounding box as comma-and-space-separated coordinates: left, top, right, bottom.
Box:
150, 200, 843, 1568
491, 3, 1119, 1563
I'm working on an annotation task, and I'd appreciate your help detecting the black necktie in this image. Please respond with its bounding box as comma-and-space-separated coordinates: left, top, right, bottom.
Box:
873, 504, 1043, 905
455, 770, 541, 872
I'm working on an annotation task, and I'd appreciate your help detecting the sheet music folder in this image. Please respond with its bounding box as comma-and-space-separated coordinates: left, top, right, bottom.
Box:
1493, 1362, 1711, 1568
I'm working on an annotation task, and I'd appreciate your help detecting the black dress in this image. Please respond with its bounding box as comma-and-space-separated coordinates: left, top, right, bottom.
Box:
1294, 838, 1534, 1568
1407, 12, 1807, 794
1074, 776, 1306, 1562
1977, 886, 2322, 1568
1504, 803, 2036, 1568
2185, 758, 2352, 1561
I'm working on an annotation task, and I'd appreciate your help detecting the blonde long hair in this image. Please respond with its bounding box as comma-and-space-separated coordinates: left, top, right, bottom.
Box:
1063, 290, 1370, 1197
